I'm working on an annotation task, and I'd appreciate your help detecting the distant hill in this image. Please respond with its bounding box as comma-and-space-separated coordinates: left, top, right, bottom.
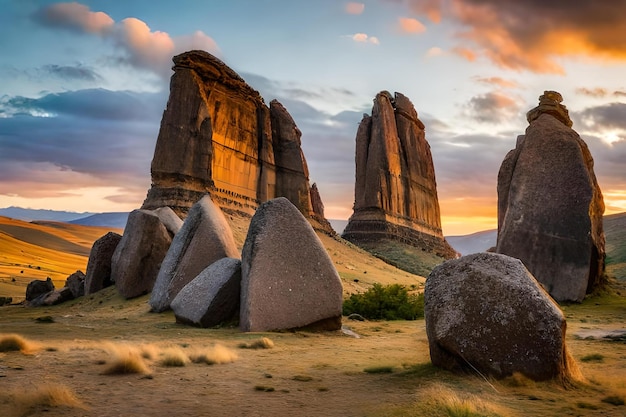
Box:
0, 206, 94, 222
604, 212, 626, 280
446, 229, 497, 256
70, 212, 129, 229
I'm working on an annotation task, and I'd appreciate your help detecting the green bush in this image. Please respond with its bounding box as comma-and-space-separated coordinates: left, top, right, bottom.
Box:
343, 283, 424, 320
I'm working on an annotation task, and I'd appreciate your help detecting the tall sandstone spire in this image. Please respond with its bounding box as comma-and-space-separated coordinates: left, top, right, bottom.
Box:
342, 91, 456, 260
142, 50, 330, 231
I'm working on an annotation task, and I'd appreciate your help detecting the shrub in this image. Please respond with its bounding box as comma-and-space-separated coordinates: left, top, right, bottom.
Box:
343, 283, 424, 320
238, 337, 274, 349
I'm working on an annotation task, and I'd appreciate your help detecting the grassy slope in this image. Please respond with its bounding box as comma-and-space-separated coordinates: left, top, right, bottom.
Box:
0, 216, 121, 301
604, 212, 626, 280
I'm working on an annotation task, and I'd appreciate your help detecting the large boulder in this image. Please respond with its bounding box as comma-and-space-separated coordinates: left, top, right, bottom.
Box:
65, 270, 85, 298
26, 277, 54, 301
342, 91, 456, 259
496, 91, 605, 302
40, 287, 74, 306
150, 195, 239, 312
171, 257, 241, 327
425, 252, 578, 381
85, 232, 122, 295
240, 197, 343, 332
111, 208, 180, 299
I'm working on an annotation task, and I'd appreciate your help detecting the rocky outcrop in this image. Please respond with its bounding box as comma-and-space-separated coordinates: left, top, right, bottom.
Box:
141, 50, 332, 233
85, 232, 121, 295
26, 278, 54, 302
149, 195, 239, 312
65, 270, 85, 298
171, 257, 242, 328
342, 91, 456, 258
111, 208, 180, 299
425, 252, 579, 382
496, 91, 605, 303
240, 198, 343, 332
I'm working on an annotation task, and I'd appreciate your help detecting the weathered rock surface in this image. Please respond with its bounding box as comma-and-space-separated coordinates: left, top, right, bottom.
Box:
240, 197, 343, 332
141, 50, 332, 233
85, 232, 122, 295
171, 257, 242, 327
425, 252, 578, 381
111, 209, 176, 299
26, 278, 54, 301
342, 91, 456, 258
150, 195, 239, 312
497, 92, 605, 302
65, 270, 85, 298
40, 287, 74, 306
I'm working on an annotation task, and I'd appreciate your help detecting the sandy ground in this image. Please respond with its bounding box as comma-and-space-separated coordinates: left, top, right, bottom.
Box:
1, 287, 625, 417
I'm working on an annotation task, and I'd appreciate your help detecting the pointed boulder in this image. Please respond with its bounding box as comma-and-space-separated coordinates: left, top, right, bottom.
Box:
150, 195, 240, 312
240, 197, 343, 332
85, 232, 122, 295
171, 258, 241, 327
111, 208, 180, 299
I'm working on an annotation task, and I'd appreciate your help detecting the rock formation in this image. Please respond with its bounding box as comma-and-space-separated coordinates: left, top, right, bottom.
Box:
85, 232, 121, 295
496, 91, 605, 303
111, 208, 181, 299
425, 252, 580, 381
240, 198, 343, 332
141, 50, 331, 232
171, 257, 242, 328
149, 195, 239, 312
342, 91, 456, 259
65, 270, 85, 299
26, 277, 54, 302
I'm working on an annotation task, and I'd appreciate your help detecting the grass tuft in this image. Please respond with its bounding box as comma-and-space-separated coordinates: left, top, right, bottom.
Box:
602, 395, 625, 406
101, 343, 150, 375
238, 337, 274, 349
0, 334, 38, 354
190, 344, 238, 365
2, 383, 87, 416
159, 347, 189, 367
580, 353, 605, 362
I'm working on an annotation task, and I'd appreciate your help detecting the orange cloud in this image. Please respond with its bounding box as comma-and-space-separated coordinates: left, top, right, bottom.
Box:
400, 0, 626, 74
426, 47, 444, 57
576, 87, 608, 98
33, 2, 220, 78
466, 91, 520, 123
452, 47, 476, 62
345, 2, 365, 15
398, 17, 426, 34
474, 77, 519, 89
351, 33, 380, 45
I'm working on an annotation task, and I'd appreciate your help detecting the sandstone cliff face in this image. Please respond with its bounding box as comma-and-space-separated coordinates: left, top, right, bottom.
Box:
142, 50, 330, 232
342, 91, 456, 259
496, 91, 606, 302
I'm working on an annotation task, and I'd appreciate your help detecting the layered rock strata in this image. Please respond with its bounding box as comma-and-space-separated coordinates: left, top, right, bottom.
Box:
496, 91, 605, 302
141, 50, 331, 232
342, 91, 456, 258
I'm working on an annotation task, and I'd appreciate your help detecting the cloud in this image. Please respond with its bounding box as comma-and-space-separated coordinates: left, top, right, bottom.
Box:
403, 0, 442, 23
351, 33, 380, 44
33, 1, 114, 33
41, 64, 101, 82
579, 102, 626, 131
0, 89, 165, 202
400, 0, 626, 73
465, 92, 521, 124
614, 91, 626, 98
398, 17, 426, 34
452, 47, 476, 62
473, 76, 519, 89
426, 47, 444, 57
32, 2, 220, 79
576, 87, 609, 98
345, 2, 365, 15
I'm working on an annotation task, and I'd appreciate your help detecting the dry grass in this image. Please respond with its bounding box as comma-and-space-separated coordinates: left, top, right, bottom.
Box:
101, 343, 151, 375
189, 344, 238, 365
404, 384, 511, 417
238, 337, 274, 349
159, 346, 190, 367
0, 333, 39, 354
1, 383, 87, 417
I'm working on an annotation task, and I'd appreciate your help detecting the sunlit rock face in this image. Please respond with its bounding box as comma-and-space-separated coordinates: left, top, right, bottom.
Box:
342, 91, 456, 258
496, 91, 606, 303
142, 50, 331, 231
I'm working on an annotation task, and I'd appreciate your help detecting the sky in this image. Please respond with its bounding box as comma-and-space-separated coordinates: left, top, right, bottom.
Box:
1, 0, 626, 236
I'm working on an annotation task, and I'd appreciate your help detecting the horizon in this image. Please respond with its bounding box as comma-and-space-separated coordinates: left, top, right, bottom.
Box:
1, 1, 625, 235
